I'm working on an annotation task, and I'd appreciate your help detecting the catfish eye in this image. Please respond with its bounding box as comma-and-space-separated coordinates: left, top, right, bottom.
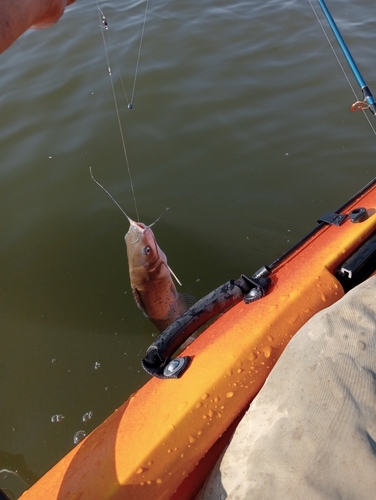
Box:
142, 246, 151, 255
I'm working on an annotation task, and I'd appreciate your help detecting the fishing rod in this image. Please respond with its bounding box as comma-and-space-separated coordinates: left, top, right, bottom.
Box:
317, 0, 376, 117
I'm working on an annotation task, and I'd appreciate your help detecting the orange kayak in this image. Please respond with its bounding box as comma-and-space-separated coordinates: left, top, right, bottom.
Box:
21, 178, 376, 500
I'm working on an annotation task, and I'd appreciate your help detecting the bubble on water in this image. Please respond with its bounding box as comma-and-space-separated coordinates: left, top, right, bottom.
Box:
51, 414, 65, 423
94, 362, 101, 370
82, 411, 93, 423
51, 358, 56, 364
73, 430, 86, 445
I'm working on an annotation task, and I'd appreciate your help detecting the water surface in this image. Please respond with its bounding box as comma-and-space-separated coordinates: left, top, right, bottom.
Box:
0, 0, 375, 496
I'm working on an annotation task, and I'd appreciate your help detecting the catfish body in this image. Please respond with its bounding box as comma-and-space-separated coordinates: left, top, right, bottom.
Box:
125, 218, 194, 332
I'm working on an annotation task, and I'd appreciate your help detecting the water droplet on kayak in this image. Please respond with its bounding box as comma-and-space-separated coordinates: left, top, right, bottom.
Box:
288, 313, 300, 325
136, 467, 148, 475
188, 435, 196, 444
201, 393, 210, 400
261, 346, 273, 358
226, 391, 234, 398
247, 351, 257, 361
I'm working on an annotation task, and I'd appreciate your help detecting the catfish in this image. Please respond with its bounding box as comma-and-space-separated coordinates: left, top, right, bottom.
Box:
90, 168, 195, 331
125, 217, 196, 331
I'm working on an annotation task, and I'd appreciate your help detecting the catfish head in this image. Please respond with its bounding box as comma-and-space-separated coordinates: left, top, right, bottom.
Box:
125, 218, 169, 279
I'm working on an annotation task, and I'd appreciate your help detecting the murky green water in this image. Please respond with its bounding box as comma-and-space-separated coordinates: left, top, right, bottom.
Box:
0, 0, 375, 496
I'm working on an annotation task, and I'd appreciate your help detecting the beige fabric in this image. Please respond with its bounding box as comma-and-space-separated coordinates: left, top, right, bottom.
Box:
197, 276, 376, 500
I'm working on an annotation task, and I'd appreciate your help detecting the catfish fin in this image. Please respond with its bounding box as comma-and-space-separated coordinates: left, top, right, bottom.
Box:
177, 293, 197, 315
132, 287, 146, 313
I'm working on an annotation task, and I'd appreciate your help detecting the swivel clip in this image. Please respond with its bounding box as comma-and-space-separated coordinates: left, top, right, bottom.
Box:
351, 100, 369, 112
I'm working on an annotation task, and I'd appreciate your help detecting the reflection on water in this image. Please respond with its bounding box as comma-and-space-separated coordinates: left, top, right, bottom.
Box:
0, 0, 375, 496
0, 450, 38, 499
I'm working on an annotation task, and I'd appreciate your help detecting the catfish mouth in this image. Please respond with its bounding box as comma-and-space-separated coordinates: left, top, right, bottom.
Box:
125, 221, 162, 263
127, 217, 146, 231
125, 219, 150, 244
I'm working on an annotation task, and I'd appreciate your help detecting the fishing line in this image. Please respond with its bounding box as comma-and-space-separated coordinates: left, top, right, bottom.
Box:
96, 1, 145, 221
97, 0, 149, 109
308, 0, 376, 137
131, 0, 150, 107
97, 5, 131, 106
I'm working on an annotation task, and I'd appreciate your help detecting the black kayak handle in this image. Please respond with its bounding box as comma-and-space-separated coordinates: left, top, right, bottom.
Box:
141, 270, 271, 379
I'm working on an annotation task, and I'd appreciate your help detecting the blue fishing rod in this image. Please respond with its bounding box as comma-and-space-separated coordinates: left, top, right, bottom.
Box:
317, 0, 376, 117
